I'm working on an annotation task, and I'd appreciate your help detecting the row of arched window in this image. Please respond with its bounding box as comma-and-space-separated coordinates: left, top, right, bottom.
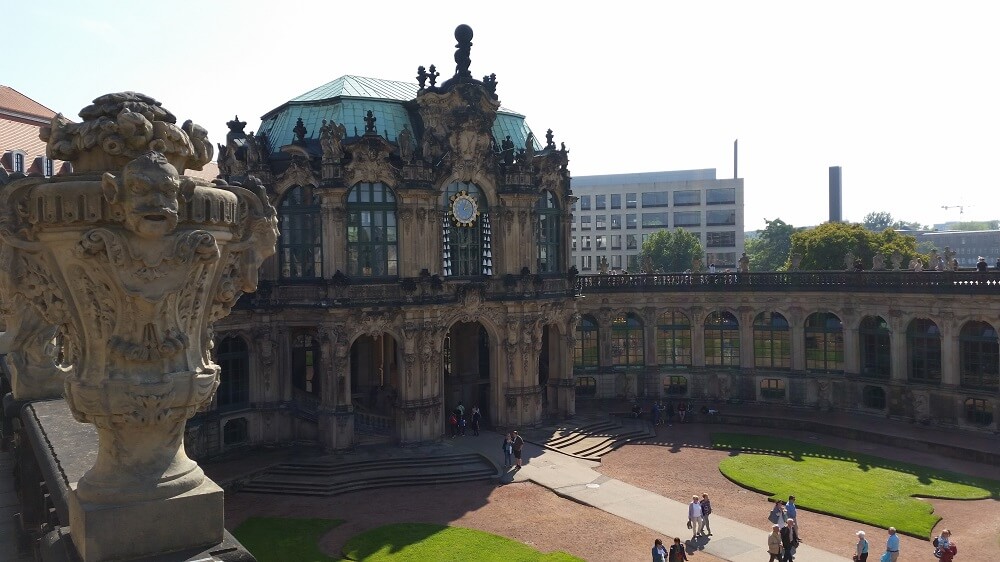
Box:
574, 311, 1000, 391
277, 182, 562, 279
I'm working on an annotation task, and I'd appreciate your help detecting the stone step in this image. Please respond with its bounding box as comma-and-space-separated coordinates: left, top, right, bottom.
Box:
238, 452, 496, 497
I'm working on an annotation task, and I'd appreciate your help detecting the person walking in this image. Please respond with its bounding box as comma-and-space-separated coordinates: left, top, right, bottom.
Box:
502, 432, 513, 468
785, 495, 798, 531
512, 430, 524, 468
699, 493, 713, 536
885, 527, 900, 562
471, 406, 481, 436
854, 530, 869, 561
767, 524, 782, 562
651, 538, 667, 562
933, 529, 957, 562
769, 501, 787, 527
667, 537, 688, 562
687, 495, 703, 539
780, 518, 799, 562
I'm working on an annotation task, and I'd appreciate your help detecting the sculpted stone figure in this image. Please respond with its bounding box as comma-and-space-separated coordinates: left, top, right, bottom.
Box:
0, 93, 277, 562
872, 253, 886, 271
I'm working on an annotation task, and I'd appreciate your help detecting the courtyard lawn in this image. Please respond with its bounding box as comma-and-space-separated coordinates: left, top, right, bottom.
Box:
341, 523, 581, 561
234, 517, 342, 562
712, 433, 1000, 538
233, 518, 581, 562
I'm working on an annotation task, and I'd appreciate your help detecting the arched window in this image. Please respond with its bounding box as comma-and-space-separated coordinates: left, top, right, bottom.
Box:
223, 418, 249, 445
907, 318, 941, 384
292, 334, 321, 396
960, 321, 999, 390
705, 311, 740, 368
347, 182, 398, 277
215, 336, 250, 409
753, 312, 790, 369
574, 315, 599, 369
279, 185, 322, 279
805, 312, 843, 373
536, 190, 560, 274
656, 311, 691, 367
442, 182, 492, 277
611, 313, 644, 369
862, 385, 886, 409
860, 316, 891, 378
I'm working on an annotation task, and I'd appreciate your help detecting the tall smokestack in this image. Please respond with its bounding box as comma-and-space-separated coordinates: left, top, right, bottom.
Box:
733, 139, 738, 179
829, 166, 842, 223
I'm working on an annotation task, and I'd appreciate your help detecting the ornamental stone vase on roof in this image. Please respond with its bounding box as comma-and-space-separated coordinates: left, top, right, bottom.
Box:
0, 92, 277, 562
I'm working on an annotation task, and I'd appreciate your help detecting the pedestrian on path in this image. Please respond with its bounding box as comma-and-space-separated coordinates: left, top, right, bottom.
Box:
502, 432, 513, 468
687, 495, 703, 539
933, 529, 957, 562
699, 493, 713, 536
885, 527, 900, 562
780, 518, 799, 562
769, 500, 787, 527
854, 530, 868, 561
512, 430, 524, 468
651, 538, 667, 562
785, 495, 797, 526
767, 524, 782, 562
471, 406, 481, 436
668, 537, 688, 561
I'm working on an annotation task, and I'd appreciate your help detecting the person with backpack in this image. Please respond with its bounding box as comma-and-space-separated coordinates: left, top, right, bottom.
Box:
502, 432, 514, 468
512, 430, 524, 468
448, 412, 458, 437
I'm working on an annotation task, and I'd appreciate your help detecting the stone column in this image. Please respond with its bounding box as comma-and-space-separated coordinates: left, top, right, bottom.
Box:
690, 307, 706, 368
0, 93, 277, 562
940, 319, 961, 387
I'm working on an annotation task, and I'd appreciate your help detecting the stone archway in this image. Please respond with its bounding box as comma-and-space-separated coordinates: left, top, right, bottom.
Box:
443, 321, 492, 431
349, 333, 401, 439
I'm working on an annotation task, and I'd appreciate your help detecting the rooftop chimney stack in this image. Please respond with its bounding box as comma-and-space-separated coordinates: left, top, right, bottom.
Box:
829, 166, 842, 223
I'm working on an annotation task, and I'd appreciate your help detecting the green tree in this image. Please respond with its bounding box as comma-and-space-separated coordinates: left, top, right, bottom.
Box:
862, 211, 894, 232
640, 228, 703, 273
948, 220, 1000, 231
892, 220, 930, 231
789, 222, 922, 270
745, 218, 798, 271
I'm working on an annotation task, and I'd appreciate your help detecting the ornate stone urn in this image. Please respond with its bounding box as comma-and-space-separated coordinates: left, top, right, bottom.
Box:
0, 93, 277, 561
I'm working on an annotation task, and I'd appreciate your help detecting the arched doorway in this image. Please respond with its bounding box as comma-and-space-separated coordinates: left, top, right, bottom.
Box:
350, 333, 401, 438
538, 324, 563, 414
443, 321, 491, 431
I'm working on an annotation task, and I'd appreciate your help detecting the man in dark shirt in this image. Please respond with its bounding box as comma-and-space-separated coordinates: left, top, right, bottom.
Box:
780, 518, 799, 561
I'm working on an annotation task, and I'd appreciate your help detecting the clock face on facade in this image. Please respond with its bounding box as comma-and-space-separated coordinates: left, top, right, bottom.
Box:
450, 191, 479, 227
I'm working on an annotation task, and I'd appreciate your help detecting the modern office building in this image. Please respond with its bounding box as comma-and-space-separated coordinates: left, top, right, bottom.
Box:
569, 169, 744, 272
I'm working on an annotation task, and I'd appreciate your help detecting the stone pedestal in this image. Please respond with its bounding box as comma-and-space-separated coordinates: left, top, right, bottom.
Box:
69, 480, 223, 562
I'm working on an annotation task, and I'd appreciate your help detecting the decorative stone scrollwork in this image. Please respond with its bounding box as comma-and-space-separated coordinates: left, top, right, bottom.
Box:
0, 93, 277, 555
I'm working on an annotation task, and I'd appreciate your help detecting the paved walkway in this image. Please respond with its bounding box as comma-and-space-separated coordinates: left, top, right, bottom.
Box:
447, 430, 847, 562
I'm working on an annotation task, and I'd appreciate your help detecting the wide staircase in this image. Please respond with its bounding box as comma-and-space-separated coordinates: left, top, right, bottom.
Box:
522, 414, 656, 462
238, 451, 495, 496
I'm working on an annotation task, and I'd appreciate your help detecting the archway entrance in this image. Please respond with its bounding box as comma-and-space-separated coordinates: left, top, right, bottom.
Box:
443, 321, 491, 432
350, 333, 400, 437
539, 324, 563, 415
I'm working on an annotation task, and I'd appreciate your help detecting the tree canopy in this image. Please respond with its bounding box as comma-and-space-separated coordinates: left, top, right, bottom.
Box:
744, 218, 799, 271
789, 222, 923, 270
640, 228, 703, 273
862, 211, 894, 232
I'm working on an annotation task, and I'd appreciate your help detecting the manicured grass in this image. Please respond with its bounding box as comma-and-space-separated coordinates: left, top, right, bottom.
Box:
342, 523, 581, 561
711, 433, 1000, 538
234, 517, 342, 562
233, 518, 582, 562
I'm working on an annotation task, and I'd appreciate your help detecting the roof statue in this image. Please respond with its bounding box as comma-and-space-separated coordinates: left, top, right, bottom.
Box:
292, 116, 308, 143
453, 24, 474, 79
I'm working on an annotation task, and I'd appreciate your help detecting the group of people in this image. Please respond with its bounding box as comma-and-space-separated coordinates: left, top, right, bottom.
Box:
447, 402, 482, 438
501, 430, 524, 469
642, 400, 690, 426
766, 495, 801, 561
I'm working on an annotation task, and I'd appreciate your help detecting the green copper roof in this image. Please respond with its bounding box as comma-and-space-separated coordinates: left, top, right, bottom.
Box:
257, 75, 539, 156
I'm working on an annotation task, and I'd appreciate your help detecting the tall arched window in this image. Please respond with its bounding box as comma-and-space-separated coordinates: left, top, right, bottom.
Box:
907, 318, 941, 384
347, 182, 398, 277
960, 321, 999, 390
860, 316, 891, 378
753, 312, 791, 369
215, 336, 250, 409
805, 312, 843, 373
536, 190, 560, 274
574, 315, 599, 370
442, 182, 492, 277
656, 311, 691, 368
611, 313, 644, 369
292, 334, 321, 396
279, 185, 322, 279
705, 311, 740, 368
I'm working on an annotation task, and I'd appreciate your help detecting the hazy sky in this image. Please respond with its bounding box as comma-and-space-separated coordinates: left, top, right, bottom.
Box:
6, 1, 998, 230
